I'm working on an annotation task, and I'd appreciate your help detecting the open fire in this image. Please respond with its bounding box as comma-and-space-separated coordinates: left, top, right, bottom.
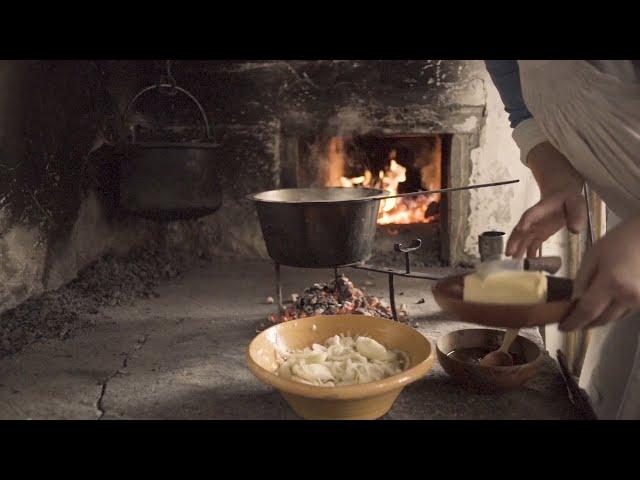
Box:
324, 135, 442, 225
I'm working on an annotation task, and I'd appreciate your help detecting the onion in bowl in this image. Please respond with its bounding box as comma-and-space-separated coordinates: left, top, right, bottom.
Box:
275, 334, 409, 387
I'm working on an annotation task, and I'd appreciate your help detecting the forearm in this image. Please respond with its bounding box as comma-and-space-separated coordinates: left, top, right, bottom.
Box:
485, 61, 547, 166
526, 142, 584, 197
485, 60, 532, 128
485, 61, 585, 197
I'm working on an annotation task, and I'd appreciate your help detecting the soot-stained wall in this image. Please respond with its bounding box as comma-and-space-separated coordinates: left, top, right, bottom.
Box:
0, 61, 158, 314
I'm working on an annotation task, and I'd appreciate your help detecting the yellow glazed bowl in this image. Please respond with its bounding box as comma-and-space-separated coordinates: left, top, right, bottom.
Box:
247, 314, 435, 420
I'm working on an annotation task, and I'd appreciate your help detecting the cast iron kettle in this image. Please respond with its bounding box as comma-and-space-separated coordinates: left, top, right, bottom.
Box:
119, 61, 223, 221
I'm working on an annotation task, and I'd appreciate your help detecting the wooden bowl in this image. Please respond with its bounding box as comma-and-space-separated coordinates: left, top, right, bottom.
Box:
247, 314, 435, 420
436, 328, 544, 391
432, 274, 574, 328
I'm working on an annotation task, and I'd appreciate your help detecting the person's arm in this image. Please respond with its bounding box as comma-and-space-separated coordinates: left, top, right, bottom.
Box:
484, 60, 549, 167
486, 61, 640, 333
486, 61, 584, 194
484, 61, 586, 258
484, 60, 532, 128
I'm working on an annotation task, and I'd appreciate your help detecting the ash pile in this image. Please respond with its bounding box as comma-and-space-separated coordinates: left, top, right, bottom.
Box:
265, 274, 408, 327
0, 247, 187, 358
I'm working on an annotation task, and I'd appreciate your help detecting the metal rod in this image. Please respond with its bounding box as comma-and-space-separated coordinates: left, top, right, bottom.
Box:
557, 350, 598, 420
388, 273, 398, 321
584, 183, 595, 248
274, 262, 284, 314
350, 263, 453, 280
334, 267, 339, 286
373, 179, 519, 201
570, 184, 596, 377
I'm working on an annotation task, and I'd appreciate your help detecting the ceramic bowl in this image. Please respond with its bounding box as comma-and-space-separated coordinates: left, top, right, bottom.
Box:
247, 314, 435, 420
436, 328, 544, 391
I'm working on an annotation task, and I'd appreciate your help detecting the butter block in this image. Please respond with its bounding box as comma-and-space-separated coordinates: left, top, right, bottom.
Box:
463, 270, 548, 305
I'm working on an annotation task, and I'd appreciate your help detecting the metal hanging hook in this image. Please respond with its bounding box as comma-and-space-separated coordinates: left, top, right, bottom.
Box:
124, 59, 215, 142
166, 60, 173, 78
158, 59, 178, 96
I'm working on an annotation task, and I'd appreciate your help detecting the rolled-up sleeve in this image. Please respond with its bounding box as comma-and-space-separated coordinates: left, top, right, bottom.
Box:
484, 60, 548, 166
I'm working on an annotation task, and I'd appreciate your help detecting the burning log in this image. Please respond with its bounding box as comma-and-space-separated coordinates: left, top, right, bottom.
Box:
425, 200, 439, 218
266, 274, 408, 325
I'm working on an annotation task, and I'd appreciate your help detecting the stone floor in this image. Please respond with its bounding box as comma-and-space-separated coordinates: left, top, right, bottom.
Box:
0, 260, 580, 420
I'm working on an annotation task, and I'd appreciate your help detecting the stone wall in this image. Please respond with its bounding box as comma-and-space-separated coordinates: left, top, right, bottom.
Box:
0, 61, 159, 314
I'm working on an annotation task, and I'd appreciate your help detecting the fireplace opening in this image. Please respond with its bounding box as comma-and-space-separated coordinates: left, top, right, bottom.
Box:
292, 132, 452, 266
322, 134, 444, 227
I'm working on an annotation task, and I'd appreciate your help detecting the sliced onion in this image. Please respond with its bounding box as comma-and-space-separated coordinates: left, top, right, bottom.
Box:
275, 333, 409, 387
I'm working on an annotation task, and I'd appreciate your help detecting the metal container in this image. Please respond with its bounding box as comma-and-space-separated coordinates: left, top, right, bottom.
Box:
250, 180, 520, 268
478, 230, 505, 261
120, 142, 222, 221
120, 83, 222, 221
250, 187, 384, 268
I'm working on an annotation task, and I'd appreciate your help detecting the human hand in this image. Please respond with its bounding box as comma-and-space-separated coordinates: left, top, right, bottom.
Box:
506, 189, 588, 258
559, 216, 640, 332
506, 142, 586, 258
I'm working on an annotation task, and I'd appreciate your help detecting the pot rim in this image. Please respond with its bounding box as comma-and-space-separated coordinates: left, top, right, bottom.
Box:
126, 141, 221, 149
247, 187, 389, 205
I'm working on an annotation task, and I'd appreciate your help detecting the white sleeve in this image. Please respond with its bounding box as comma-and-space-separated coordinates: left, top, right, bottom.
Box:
512, 118, 548, 167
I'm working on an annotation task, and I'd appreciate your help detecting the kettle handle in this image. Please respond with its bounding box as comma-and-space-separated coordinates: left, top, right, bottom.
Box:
124, 83, 213, 143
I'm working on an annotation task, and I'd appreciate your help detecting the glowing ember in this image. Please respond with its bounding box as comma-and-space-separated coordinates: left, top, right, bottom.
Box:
266, 275, 408, 325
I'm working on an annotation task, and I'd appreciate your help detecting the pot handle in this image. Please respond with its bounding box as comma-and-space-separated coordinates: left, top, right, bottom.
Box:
124, 83, 214, 142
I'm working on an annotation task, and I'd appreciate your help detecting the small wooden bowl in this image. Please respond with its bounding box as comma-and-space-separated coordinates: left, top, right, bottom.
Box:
436, 328, 544, 391
432, 274, 574, 328
247, 314, 435, 420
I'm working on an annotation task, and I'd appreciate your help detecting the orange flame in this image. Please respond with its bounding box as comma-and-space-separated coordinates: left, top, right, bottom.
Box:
327, 137, 441, 225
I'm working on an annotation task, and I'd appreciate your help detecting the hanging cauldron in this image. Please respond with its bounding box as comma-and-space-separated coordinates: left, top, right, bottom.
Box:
119, 80, 222, 221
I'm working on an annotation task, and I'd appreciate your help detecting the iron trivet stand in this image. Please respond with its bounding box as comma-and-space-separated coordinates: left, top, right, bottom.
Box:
273, 238, 454, 322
